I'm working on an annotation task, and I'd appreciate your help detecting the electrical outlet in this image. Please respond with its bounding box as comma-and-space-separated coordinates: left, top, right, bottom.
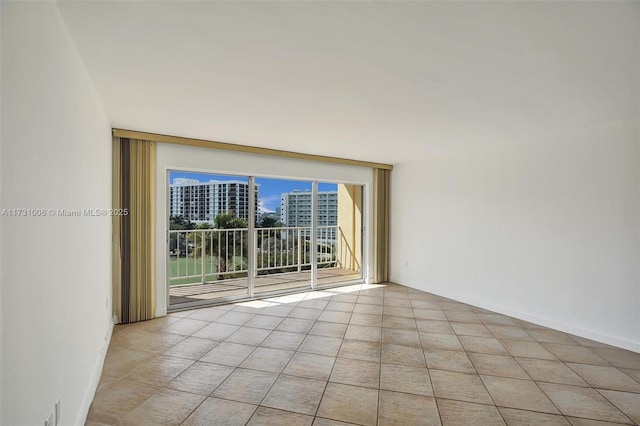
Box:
44, 411, 54, 426
55, 399, 60, 425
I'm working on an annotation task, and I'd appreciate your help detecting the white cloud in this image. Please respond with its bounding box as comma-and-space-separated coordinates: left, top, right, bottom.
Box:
258, 195, 280, 214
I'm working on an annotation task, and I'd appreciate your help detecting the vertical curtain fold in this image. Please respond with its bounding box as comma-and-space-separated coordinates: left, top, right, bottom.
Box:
113, 137, 156, 323
373, 168, 390, 283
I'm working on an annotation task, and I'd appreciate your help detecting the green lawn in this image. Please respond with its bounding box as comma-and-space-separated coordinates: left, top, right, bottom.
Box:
169, 255, 247, 285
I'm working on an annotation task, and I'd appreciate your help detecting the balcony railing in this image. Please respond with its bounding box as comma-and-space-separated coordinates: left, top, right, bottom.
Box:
169, 225, 340, 285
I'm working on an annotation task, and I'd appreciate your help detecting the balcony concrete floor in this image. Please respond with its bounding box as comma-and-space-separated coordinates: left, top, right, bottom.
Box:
170, 267, 362, 306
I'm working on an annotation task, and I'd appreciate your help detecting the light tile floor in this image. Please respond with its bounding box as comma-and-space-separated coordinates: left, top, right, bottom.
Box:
87, 283, 640, 425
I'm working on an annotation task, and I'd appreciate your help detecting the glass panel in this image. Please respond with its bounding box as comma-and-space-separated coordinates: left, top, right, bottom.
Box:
316, 182, 364, 287
168, 171, 251, 307
253, 177, 313, 295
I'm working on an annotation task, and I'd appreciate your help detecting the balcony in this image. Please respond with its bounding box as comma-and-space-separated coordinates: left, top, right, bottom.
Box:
168, 225, 361, 306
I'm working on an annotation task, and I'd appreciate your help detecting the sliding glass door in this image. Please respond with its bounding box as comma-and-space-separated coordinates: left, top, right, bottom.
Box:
167, 171, 363, 310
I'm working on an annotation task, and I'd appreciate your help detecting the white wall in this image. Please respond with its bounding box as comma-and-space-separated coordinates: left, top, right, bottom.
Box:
155, 143, 373, 316
390, 120, 640, 352
1, 2, 113, 424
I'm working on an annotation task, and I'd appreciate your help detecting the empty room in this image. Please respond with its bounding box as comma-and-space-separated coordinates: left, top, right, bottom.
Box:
1, 1, 639, 425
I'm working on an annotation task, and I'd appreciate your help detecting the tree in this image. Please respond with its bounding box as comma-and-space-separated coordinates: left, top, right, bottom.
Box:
211, 214, 248, 280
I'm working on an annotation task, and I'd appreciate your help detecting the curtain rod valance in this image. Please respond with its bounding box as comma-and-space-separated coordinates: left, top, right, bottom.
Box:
112, 128, 393, 171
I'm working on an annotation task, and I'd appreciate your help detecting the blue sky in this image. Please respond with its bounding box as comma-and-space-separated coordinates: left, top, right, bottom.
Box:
169, 171, 337, 213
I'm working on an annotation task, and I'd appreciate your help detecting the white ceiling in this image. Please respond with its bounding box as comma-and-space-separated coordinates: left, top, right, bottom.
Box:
57, 1, 638, 164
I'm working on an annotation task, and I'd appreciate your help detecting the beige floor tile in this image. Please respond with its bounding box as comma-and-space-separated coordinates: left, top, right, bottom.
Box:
225, 326, 271, 346
313, 418, 360, 425
187, 306, 229, 322
411, 300, 441, 310
529, 329, 580, 345
193, 322, 240, 341
247, 407, 313, 426
430, 370, 493, 404
468, 353, 528, 379
345, 324, 382, 343
444, 310, 480, 323
240, 347, 294, 373
332, 294, 358, 304
111, 330, 187, 354
566, 417, 631, 425
162, 318, 209, 336
260, 330, 306, 351
498, 407, 571, 425
414, 309, 447, 321
459, 336, 509, 355
102, 348, 155, 378
597, 390, 640, 424
317, 383, 378, 426
380, 363, 433, 396
383, 315, 418, 330
167, 361, 233, 395
538, 383, 631, 423
384, 297, 413, 307
499, 339, 557, 360
200, 342, 256, 367
215, 311, 256, 326
425, 348, 475, 373
163, 337, 219, 360
326, 302, 355, 312
383, 305, 414, 318
567, 363, 640, 393
353, 304, 384, 315
93, 282, 640, 426
211, 368, 278, 405
276, 317, 315, 334
262, 375, 327, 415
299, 335, 343, 356
338, 339, 381, 362
476, 314, 518, 327
487, 325, 534, 341
420, 331, 464, 351
358, 295, 384, 305
382, 343, 426, 367
120, 388, 205, 426
516, 358, 588, 386
378, 390, 440, 426
124, 355, 195, 386
95, 376, 116, 394
383, 328, 422, 346
290, 307, 323, 320
260, 305, 295, 317
284, 352, 336, 380
416, 319, 454, 334
350, 313, 383, 327
330, 357, 380, 388
590, 347, 640, 370
543, 343, 609, 365
318, 310, 352, 324
481, 375, 560, 414
451, 322, 493, 337
181, 397, 256, 426
297, 299, 329, 310
309, 321, 348, 338
87, 379, 158, 424
438, 399, 506, 426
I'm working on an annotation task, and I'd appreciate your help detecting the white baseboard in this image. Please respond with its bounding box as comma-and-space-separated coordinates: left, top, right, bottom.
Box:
75, 319, 114, 425
399, 282, 640, 353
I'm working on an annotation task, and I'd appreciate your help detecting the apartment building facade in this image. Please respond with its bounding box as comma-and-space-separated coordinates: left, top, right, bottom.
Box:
169, 178, 260, 224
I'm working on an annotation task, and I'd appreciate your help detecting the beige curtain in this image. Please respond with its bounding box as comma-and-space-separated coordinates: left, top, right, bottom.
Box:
113, 137, 156, 323
373, 168, 390, 283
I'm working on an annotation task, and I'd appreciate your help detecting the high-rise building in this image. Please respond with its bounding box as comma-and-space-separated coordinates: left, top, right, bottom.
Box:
280, 190, 338, 239
170, 178, 259, 224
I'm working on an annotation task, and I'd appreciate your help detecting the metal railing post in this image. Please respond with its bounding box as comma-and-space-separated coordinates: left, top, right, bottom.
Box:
297, 229, 302, 272
201, 230, 206, 284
